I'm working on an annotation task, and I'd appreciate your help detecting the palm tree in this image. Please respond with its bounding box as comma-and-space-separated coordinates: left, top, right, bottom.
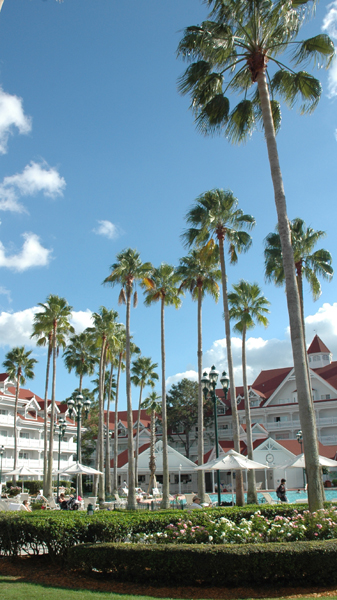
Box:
103, 248, 152, 510
228, 280, 270, 504
177, 0, 334, 511
182, 189, 254, 506
63, 330, 98, 496
87, 307, 119, 502
35, 295, 74, 498
264, 219, 333, 336
143, 263, 182, 509
2, 347, 37, 480
141, 391, 162, 495
177, 245, 221, 502
131, 356, 159, 487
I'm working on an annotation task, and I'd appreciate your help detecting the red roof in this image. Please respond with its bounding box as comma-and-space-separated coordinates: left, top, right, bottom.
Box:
307, 335, 331, 355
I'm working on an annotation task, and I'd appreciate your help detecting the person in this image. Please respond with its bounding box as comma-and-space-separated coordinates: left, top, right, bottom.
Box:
22, 500, 32, 512
190, 496, 203, 509
276, 479, 288, 502
57, 492, 69, 510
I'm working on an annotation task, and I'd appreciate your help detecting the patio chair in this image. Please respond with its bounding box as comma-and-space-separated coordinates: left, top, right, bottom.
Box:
152, 487, 161, 498
0, 499, 9, 511
260, 492, 277, 504
204, 493, 216, 506
256, 482, 263, 490
8, 503, 22, 511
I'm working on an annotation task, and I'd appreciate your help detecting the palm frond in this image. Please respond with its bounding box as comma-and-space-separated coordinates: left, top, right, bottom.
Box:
118, 288, 126, 305
292, 34, 335, 69
133, 290, 138, 308
271, 69, 321, 113
225, 99, 256, 143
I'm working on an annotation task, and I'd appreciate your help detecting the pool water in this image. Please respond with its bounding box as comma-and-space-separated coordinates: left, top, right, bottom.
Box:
209, 489, 337, 504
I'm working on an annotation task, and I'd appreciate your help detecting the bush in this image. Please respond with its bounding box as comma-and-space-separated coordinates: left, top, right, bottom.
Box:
67, 539, 337, 587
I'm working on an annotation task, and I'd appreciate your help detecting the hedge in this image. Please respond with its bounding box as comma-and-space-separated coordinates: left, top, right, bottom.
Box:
0, 504, 335, 561
67, 539, 337, 587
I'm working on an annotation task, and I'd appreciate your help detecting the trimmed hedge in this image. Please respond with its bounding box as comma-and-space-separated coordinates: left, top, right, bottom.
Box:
67, 539, 337, 587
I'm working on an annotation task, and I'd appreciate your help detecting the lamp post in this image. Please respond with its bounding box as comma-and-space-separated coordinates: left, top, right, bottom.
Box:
178, 463, 182, 495
67, 394, 91, 497
201, 366, 230, 507
0, 445, 4, 493
296, 429, 306, 488
56, 418, 66, 500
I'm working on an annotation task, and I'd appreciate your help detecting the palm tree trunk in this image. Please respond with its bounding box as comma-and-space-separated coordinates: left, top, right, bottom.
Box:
161, 297, 170, 509
77, 373, 83, 498
147, 410, 157, 494
135, 384, 144, 488
98, 341, 106, 503
197, 287, 206, 503
46, 323, 57, 498
242, 326, 257, 504
113, 353, 122, 495
43, 339, 52, 493
257, 69, 323, 511
218, 237, 244, 506
126, 291, 136, 510
105, 365, 113, 494
13, 374, 21, 483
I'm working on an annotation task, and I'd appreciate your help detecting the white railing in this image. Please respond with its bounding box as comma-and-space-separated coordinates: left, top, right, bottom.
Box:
320, 435, 337, 444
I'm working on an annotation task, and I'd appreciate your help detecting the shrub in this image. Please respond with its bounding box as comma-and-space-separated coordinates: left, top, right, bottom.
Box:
67, 539, 337, 587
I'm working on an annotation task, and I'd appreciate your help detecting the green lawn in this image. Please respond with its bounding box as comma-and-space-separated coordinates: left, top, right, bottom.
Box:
0, 577, 337, 600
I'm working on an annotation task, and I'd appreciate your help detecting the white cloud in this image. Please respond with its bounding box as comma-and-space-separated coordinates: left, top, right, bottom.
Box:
322, 1, 337, 98
0, 307, 94, 348
166, 369, 198, 388
0, 88, 31, 154
0, 233, 52, 271
0, 162, 66, 213
93, 220, 122, 240
70, 310, 93, 333
0, 287, 11, 303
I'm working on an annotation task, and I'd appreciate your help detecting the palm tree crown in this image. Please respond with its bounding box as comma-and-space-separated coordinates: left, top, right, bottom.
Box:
177, 245, 221, 302
228, 280, 270, 333
177, 0, 334, 142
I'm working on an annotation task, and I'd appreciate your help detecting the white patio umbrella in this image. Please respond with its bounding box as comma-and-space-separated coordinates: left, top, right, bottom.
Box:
5, 466, 41, 492
285, 453, 337, 469
58, 462, 103, 476
196, 449, 267, 505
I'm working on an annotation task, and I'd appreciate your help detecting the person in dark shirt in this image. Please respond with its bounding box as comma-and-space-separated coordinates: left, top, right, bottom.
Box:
276, 479, 288, 502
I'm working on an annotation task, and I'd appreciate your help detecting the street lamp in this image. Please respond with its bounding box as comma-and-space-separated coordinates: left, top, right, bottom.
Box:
0, 445, 4, 492
56, 418, 66, 500
67, 394, 91, 497
296, 430, 306, 488
201, 366, 230, 507
178, 464, 182, 495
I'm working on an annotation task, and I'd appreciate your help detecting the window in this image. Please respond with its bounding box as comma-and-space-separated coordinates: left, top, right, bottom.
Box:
217, 405, 226, 415
138, 475, 146, 483
321, 394, 331, 400
0, 409, 8, 415
0, 430, 7, 437
19, 452, 29, 460
219, 424, 229, 430
323, 355, 329, 361
20, 431, 30, 439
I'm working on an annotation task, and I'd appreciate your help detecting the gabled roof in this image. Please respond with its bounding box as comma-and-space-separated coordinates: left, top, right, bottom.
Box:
308, 335, 331, 355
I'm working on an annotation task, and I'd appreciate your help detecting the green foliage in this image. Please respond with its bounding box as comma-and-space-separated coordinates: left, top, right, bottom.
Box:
68, 539, 337, 587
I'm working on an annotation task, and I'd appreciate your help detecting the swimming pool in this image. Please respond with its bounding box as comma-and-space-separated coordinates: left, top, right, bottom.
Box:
208, 489, 337, 504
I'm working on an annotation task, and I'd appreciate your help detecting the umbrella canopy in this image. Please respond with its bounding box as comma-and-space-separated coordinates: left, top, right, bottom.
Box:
196, 449, 267, 471
285, 453, 337, 469
5, 466, 41, 477
58, 462, 103, 476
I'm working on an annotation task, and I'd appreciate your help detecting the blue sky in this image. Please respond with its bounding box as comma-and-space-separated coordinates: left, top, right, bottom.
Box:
0, 0, 336, 409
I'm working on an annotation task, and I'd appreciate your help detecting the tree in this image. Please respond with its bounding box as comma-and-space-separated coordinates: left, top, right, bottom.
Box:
228, 280, 270, 503
103, 248, 152, 510
87, 307, 119, 502
131, 356, 159, 487
35, 295, 74, 498
143, 263, 182, 509
141, 391, 162, 495
264, 219, 333, 337
177, 245, 221, 501
63, 330, 98, 496
3, 347, 37, 480
167, 378, 213, 459
177, 0, 334, 511
182, 188, 254, 505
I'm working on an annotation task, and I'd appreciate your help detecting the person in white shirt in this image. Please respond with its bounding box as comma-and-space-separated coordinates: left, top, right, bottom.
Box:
190, 496, 203, 509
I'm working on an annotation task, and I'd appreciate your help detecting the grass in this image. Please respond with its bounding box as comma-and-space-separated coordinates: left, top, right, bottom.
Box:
0, 577, 337, 600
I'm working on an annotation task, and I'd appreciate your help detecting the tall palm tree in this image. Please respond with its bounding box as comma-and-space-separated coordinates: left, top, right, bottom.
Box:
143, 263, 182, 509
63, 330, 98, 496
182, 189, 254, 506
131, 356, 159, 487
177, 244, 221, 502
87, 307, 119, 502
177, 0, 334, 511
264, 219, 333, 336
141, 391, 162, 495
35, 295, 74, 498
103, 248, 152, 510
228, 280, 270, 504
3, 347, 37, 480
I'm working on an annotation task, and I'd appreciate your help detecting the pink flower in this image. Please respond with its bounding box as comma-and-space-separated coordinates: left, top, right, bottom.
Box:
317, 524, 322, 529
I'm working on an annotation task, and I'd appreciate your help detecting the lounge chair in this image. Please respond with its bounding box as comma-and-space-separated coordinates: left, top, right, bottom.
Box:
8, 503, 22, 511
0, 499, 9, 511
260, 492, 277, 504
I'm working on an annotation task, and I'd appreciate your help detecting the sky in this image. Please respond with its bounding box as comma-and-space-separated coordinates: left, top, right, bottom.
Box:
0, 0, 336, 410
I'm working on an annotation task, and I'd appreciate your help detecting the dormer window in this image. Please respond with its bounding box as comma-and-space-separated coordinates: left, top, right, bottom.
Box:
217, 404, 226, 415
